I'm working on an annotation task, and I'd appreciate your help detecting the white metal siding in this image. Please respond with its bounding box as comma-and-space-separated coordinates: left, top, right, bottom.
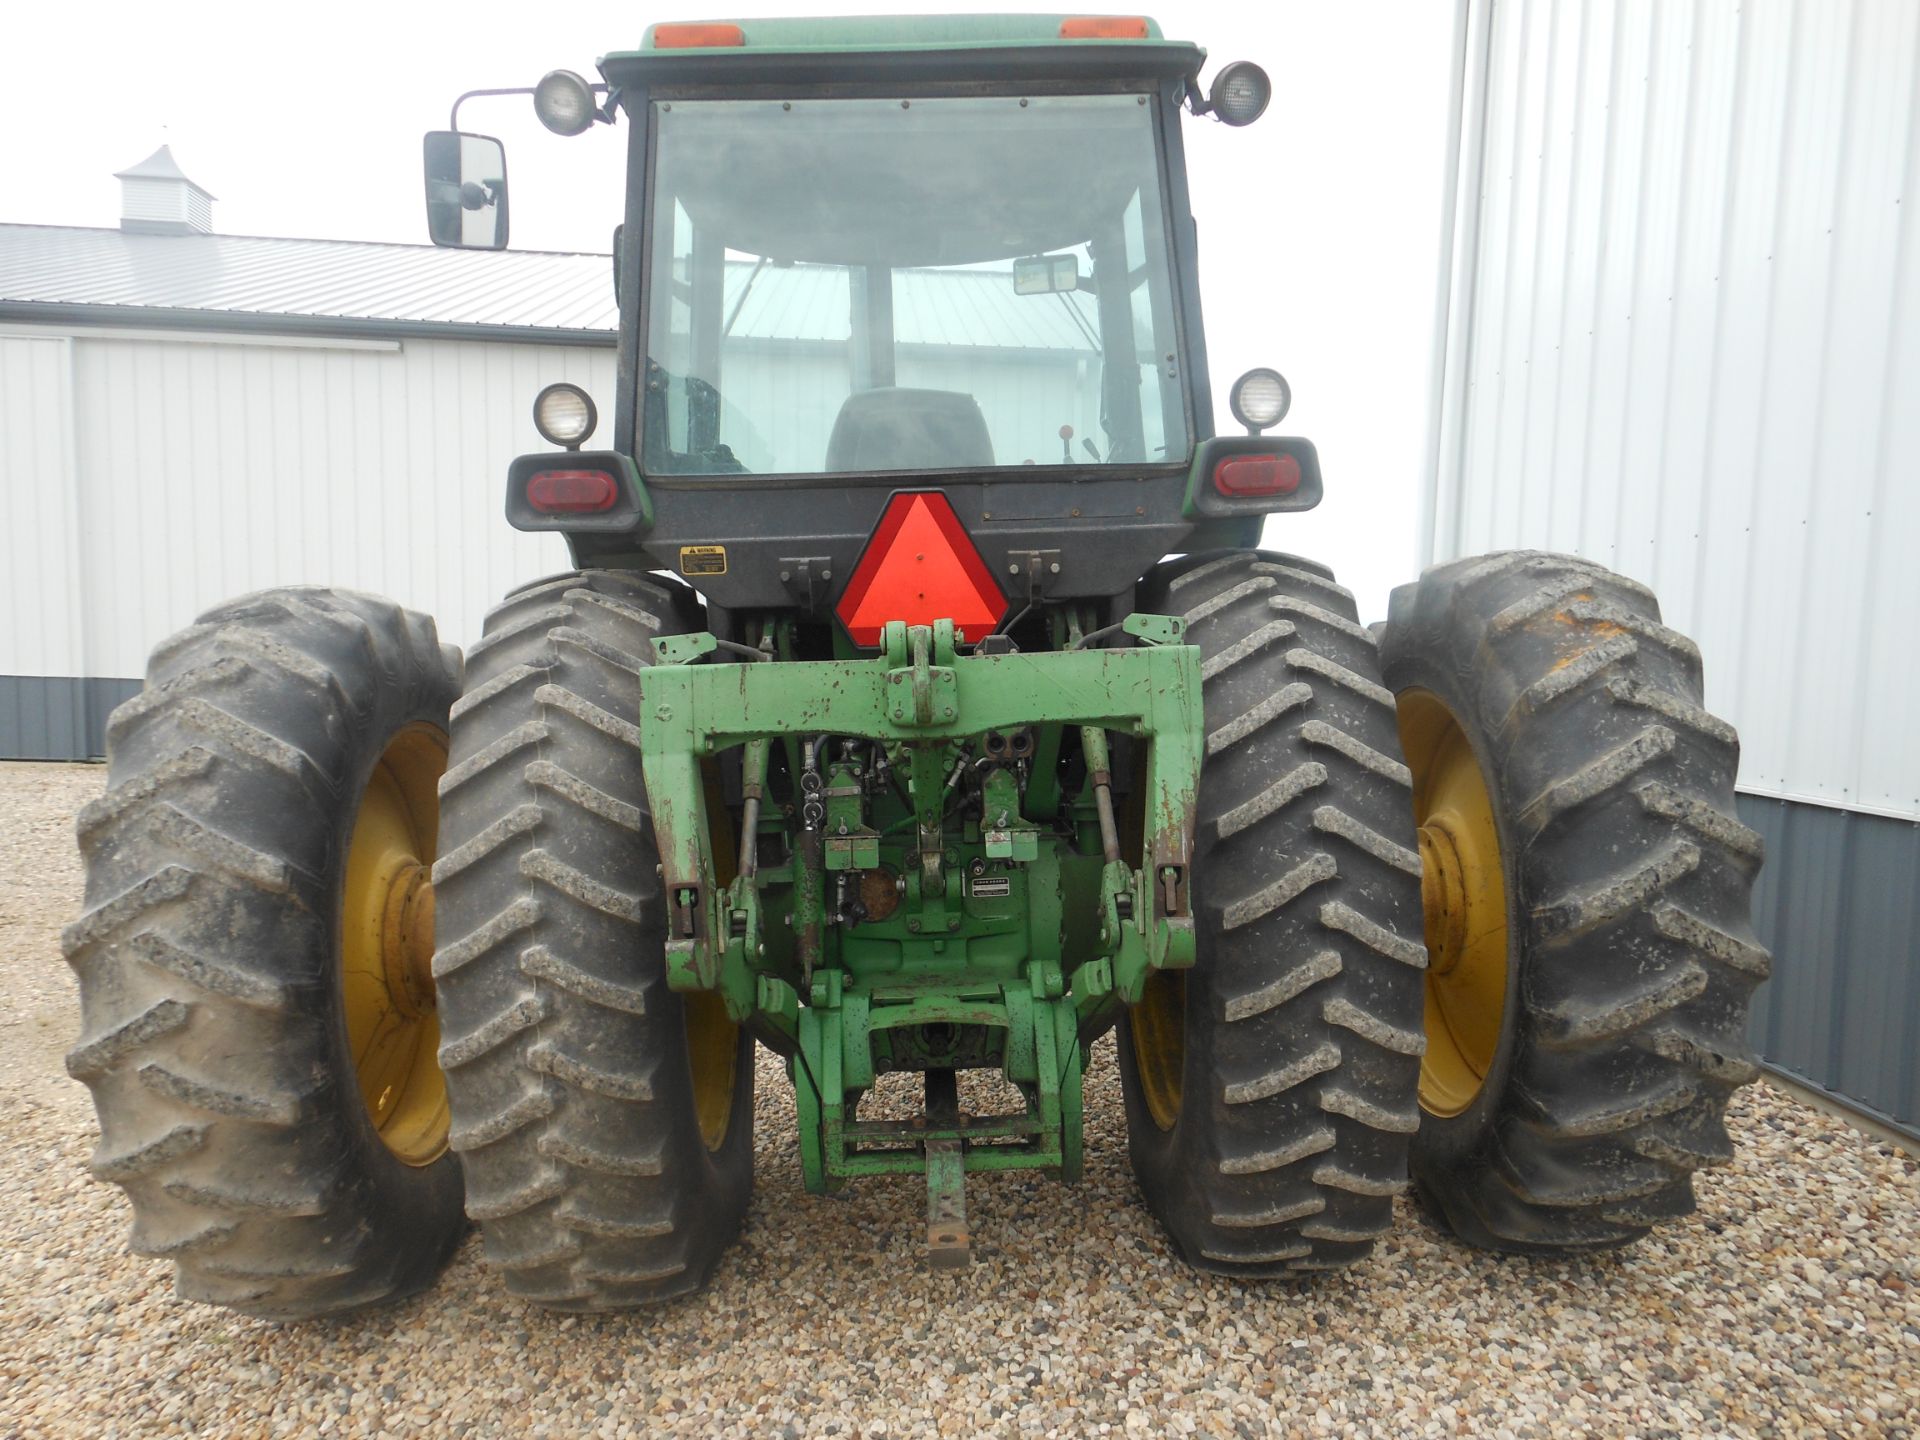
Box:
0, 334, 83, 675
186, 190, 213, 235
1, 326, 1099, 691
1434, 0, 1920, 820
1, 329, 592, 679
897, 352, 1100, 467
119, 177, 189, 230
704, 346, 851, 474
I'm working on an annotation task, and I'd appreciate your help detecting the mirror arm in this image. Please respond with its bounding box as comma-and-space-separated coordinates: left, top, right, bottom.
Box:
450, 86, 536, 131
449, 82, 618, 131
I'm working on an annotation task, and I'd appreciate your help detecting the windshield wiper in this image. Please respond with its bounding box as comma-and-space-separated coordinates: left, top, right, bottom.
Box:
724, 255, 770, 336
1053, 291, 1101, 353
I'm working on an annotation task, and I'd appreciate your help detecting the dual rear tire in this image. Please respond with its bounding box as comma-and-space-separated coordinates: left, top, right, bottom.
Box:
1120, 548, 1766, 1266
67, 575, 756, 1319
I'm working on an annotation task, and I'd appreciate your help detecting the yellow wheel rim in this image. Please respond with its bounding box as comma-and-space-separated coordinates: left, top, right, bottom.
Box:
684, 992, 738, 1151
341, 723, 450, 1165
685, 759, 741, 1152
1398, 689, 1511, 1119
1115, 738, 1184, 1132
1130, 970, 1186, 1132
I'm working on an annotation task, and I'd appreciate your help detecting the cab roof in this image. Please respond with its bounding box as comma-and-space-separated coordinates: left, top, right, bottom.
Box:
632, 14, 1170, 50
600, 14, 1205, 88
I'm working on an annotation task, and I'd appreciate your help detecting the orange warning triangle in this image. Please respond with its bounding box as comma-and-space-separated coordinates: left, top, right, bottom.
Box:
837, 492, 1008, 646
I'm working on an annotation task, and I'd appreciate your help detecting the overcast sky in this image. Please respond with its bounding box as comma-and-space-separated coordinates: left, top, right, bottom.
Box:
1, 0, 1457, 620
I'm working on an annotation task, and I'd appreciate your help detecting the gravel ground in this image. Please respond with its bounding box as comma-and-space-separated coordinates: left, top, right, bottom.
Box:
2, 759, 1915, 1439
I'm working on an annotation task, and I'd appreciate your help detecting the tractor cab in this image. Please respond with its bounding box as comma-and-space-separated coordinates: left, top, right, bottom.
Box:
425, 15, 1310, 629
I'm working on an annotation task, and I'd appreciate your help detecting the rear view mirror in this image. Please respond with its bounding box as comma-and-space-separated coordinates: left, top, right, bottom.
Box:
1013, 253, 1080, 296
423, 131, 509, 250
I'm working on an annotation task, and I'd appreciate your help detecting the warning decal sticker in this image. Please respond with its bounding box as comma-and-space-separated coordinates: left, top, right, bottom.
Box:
679, 545, 727, 577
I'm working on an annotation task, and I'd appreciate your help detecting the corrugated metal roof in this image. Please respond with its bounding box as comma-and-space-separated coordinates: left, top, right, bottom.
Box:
722, 261, 1098, 350
0, 224, 620, 333
0, 225, 1099, 350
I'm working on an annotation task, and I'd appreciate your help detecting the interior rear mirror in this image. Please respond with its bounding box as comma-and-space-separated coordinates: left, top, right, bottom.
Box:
1013, 253, 1080, 296
423, 131, 509, 250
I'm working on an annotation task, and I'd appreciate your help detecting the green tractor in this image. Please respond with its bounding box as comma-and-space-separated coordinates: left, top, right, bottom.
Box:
66, 16, 1768, 1318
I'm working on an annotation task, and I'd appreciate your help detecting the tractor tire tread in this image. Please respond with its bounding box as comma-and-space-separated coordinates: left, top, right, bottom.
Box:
433, 571, 752, 1312
1122, 550, 1427, 1275
1380, 549, 1765, 1254
64, 588, 467, 1319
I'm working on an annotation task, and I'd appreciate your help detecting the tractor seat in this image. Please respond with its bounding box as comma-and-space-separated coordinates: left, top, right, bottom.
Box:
824, 388, 995, 473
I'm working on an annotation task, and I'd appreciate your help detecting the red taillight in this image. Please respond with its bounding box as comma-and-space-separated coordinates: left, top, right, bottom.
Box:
836, 492, 1008, 647
651, 22, 746, 47
1059, 16, 1150, 38
1213, 453, 1301, 498
527, 469, 619, 513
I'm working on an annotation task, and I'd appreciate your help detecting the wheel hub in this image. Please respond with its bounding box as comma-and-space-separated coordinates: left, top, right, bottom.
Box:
379, 864, 438, 1019
1417, 821, 1471, 976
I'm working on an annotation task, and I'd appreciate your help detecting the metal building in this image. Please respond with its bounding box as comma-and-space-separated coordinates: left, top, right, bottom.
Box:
1429, 0, 1920, 1137
0, 150, 1101, 761
0, 149, 609, 759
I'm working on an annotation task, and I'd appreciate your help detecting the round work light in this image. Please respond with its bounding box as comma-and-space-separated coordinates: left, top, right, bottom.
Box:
534, 70, 597, 137
534, 382, 598, 450
1209, 61, 1272, 126
1230, 369, 1291, 433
